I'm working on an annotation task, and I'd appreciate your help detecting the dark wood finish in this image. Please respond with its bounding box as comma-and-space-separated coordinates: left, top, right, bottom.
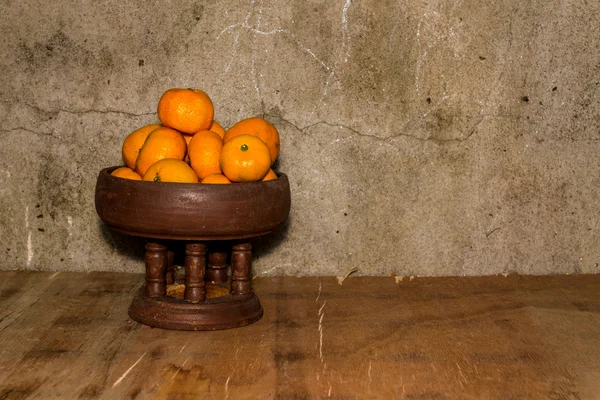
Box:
129, 288, 263, 331
144, 242, 167, 297
231, 243, 252, 295
95, 167, 291, 240
165, 250, 175, 285
95, 167, 291, 331
2, 272, 600, 399
207, 249, 228, 284
184, 243, 206, 303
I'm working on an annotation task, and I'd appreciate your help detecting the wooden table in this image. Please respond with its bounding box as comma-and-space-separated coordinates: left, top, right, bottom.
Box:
1, 271, 599, 399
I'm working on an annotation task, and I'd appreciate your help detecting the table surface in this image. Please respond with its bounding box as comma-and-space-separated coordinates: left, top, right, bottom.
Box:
1, 271, 599, 399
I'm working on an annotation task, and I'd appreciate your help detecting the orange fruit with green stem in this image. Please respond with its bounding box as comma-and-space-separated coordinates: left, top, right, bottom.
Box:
142, 159, 198, 183
223, 117, 280, 165
220, 134, 271, 182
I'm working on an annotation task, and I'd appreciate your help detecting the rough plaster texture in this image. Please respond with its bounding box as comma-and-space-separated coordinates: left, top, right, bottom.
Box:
1, 0, 599, 276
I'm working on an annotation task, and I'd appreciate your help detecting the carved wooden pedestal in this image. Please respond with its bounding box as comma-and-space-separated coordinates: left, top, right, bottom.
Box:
128, 241, 262, 331
95, 167, 291, 331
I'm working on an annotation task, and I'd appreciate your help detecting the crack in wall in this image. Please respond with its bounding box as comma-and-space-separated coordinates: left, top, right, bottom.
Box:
1, 99, 155, 118
0, 127, 55, 137
268, 114, 487, 144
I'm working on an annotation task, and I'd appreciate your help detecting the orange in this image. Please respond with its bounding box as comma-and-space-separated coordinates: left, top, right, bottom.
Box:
209, 120, 226, 139
142, 159, 198, 183
220, 134, 271, 182
157, 88, 214, 134
262, 169, 277, 181
182, 134, 194, 164
111, 167, 142, 181
224, 117, 280, 165
201, 173, 232, 184
188, 130, 223, 179
183, 134, 194, 146
122, 124, 161, 169
135, 127, 187, 176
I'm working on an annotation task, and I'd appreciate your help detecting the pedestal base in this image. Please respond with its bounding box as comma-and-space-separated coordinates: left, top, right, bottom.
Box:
128, 287, 263, 331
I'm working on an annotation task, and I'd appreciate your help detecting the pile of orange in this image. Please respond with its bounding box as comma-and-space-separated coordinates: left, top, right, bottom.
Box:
111, 88, 280, 184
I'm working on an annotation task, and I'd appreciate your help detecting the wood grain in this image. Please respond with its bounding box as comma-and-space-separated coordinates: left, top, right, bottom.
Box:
1, 272, 599, 399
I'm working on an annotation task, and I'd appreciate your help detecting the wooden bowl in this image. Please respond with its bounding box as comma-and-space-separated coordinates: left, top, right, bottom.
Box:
95, 166, 291, 331
95, 167, 291, 241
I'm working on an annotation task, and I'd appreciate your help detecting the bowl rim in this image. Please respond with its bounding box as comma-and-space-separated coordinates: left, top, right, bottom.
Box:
101, 166, 287, 187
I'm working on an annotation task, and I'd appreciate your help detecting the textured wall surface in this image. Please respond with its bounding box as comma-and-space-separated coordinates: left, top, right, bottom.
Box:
1, 0, 599, 276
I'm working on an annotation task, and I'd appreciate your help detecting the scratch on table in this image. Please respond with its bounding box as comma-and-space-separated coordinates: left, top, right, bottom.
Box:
171, 358, 189, 381
319, 313, 325, 362
367, 360, 372, 391
179, 339, 190, 354
316, 281, 322, 303
456, 361, 468, 384
318, 300, 327, 362
112, 352, 147, 388
48, 272, 60, 280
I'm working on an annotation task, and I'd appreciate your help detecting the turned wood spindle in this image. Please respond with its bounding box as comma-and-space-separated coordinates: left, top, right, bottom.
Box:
166, 250, 175, 285
231, 243, 253, 295
207, 249, 228, 284
145, 242, 167, 297
184, 243, 206, 302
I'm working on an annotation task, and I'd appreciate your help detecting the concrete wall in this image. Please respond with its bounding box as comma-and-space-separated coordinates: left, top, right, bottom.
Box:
1, 0, 599, 276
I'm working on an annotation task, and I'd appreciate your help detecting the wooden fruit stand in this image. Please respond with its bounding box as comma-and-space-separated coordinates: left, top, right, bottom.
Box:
95, 167, 291, 330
